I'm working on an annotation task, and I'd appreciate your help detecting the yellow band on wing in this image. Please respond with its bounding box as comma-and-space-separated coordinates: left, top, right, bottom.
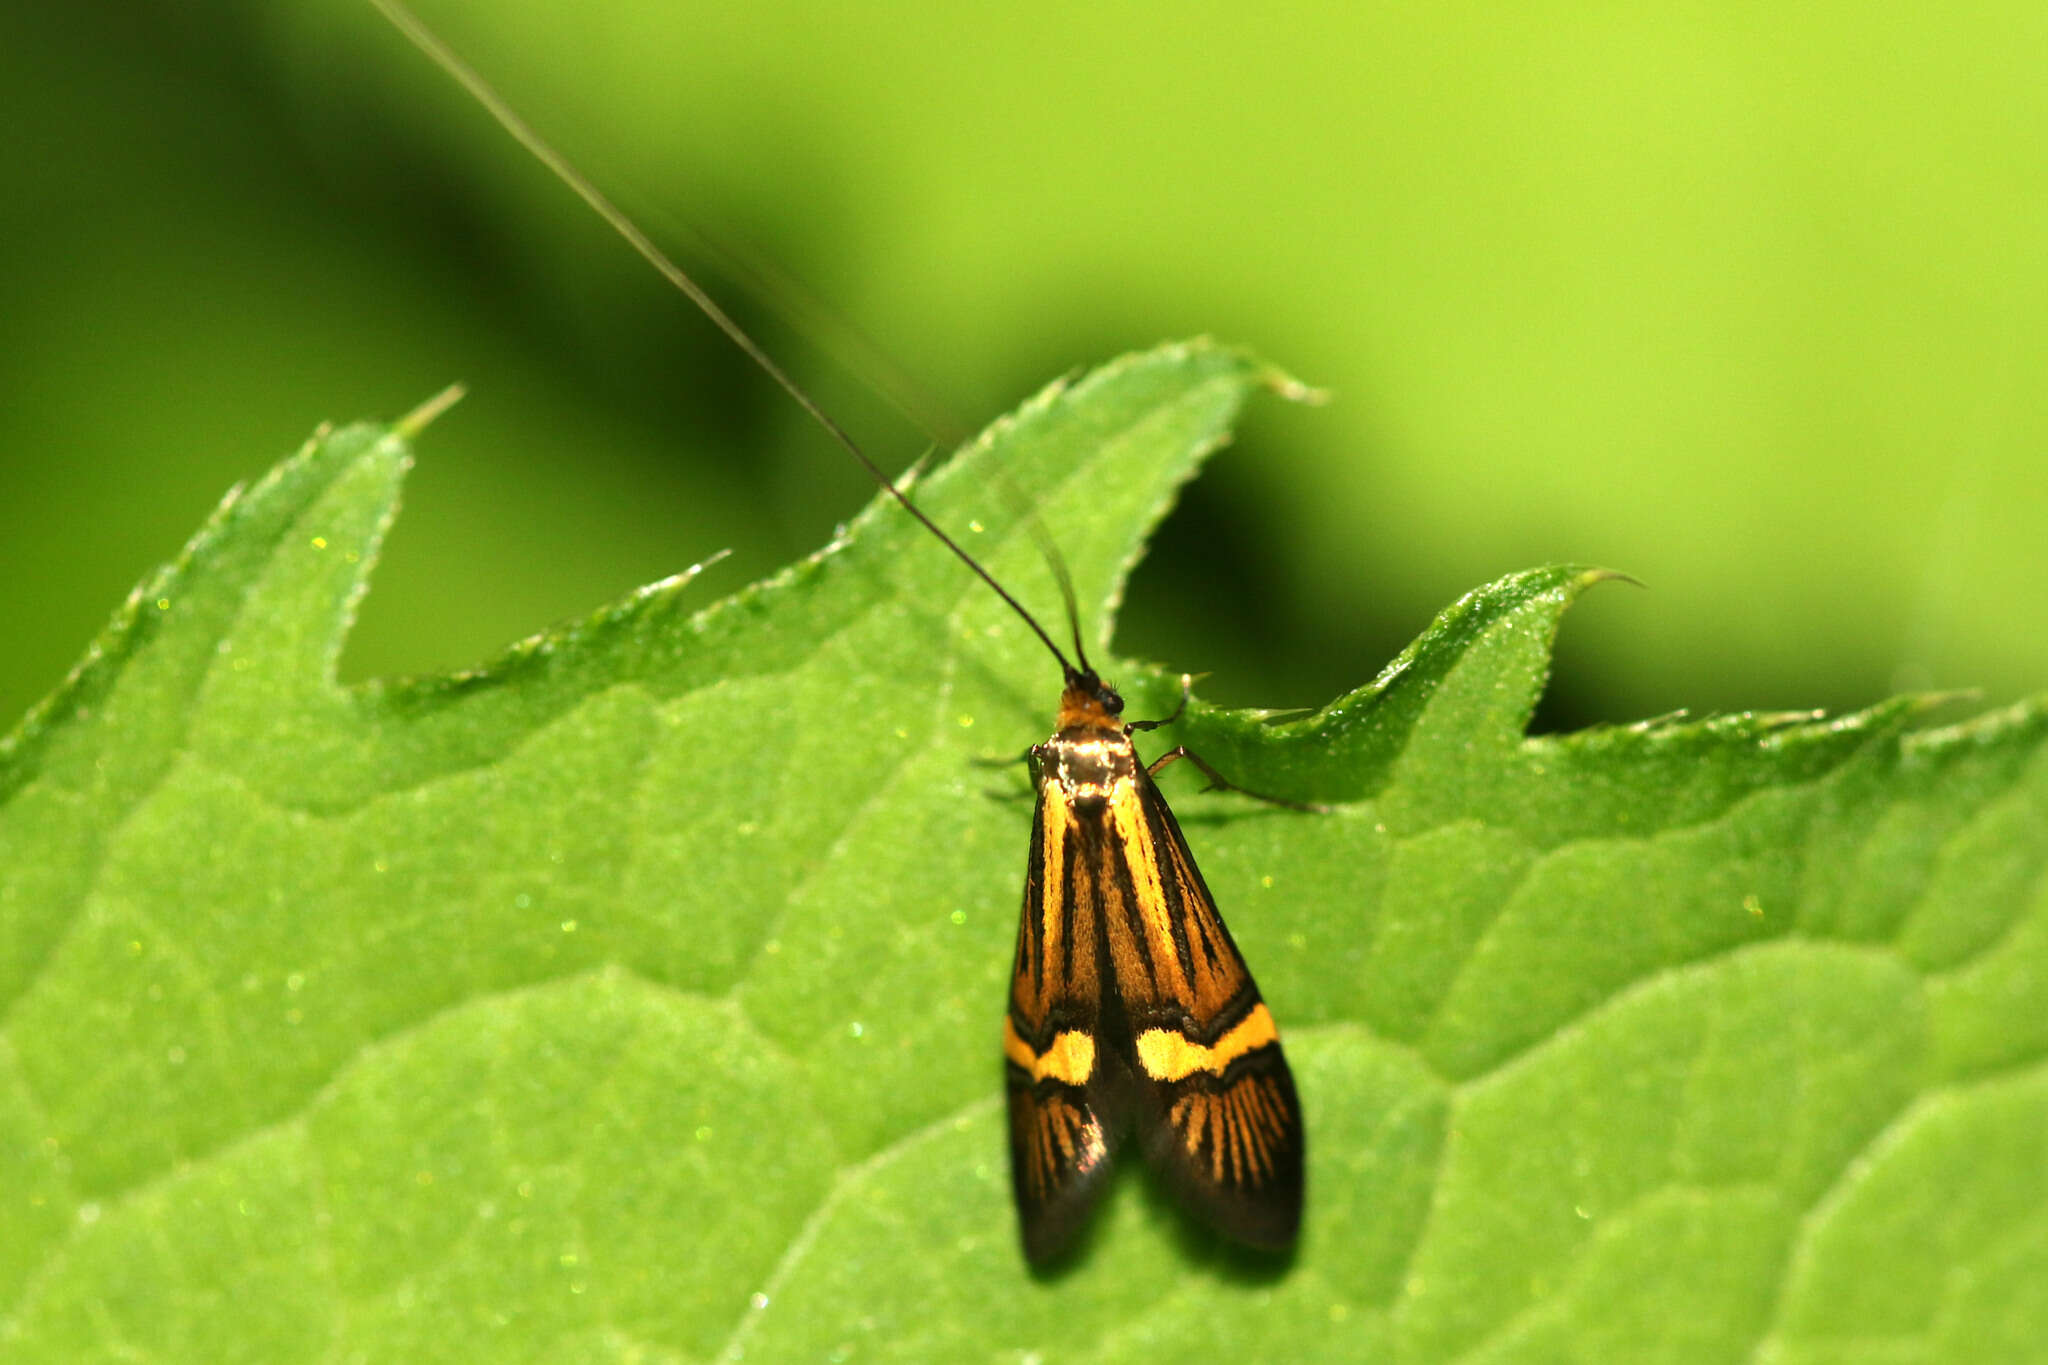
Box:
1135, 1004, 1279, 1082
1004, 1016, 1098, 1086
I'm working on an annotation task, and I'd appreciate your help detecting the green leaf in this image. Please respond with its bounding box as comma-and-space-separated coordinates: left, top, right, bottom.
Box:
2, 339, 2043, 1362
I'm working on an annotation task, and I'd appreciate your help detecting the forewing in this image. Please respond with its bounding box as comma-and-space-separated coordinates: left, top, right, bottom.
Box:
1097, 767, 1304, 1251
1005, 788, 1120, 1264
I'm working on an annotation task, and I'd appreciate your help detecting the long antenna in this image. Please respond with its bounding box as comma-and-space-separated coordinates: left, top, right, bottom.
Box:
368, 0, 1080, 678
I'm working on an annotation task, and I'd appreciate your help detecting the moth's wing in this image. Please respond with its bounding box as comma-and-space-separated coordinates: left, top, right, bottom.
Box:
1005, 789, 1124, 1265
1099, 768, 1304, 1251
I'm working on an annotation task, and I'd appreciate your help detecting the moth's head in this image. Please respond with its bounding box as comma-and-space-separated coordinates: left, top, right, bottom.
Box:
1057, 666, 1124, 730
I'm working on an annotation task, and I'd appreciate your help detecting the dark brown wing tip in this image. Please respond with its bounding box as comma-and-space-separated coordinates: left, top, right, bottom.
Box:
1008, 1079, 1119, 1267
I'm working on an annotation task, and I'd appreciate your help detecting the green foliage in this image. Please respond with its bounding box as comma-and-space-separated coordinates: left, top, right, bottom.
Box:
12, 2, 2048, 729
2, 341, 2043, 1362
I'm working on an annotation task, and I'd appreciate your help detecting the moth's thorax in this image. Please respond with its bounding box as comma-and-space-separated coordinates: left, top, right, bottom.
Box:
1036, 676, 1137, 807
1038, 725, 1137, 808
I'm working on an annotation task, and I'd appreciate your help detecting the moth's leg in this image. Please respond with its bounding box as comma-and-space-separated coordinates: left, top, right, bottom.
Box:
974, 742, 1043, 801
1125, 673, 1194, 733
1146, 747, 1329, 814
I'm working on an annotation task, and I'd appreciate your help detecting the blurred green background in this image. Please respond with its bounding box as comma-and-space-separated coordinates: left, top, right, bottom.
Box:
4, 1, 2042, 735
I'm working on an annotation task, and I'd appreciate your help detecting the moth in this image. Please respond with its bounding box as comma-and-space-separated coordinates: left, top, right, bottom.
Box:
372, 0, 1307, 1263
1006, 661, 1305, 1262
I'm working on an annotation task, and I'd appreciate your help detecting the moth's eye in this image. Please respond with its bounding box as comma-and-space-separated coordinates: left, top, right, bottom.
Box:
1100, 686, 1124, 716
